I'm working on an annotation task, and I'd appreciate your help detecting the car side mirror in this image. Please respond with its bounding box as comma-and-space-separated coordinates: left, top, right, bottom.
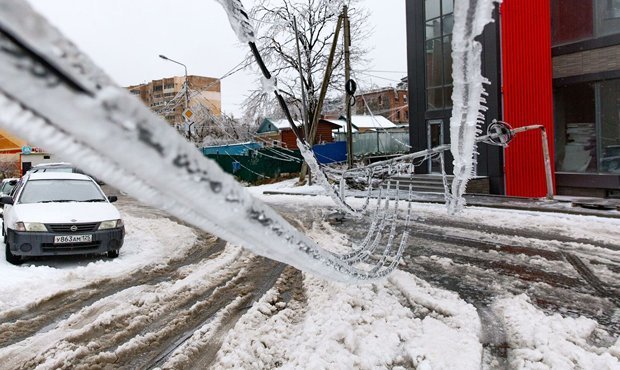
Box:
107, 195, 118, 203
1, 196, 13, 205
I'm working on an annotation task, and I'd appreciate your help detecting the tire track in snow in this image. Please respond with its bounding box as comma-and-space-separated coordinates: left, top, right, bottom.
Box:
414, 215, 620, 252
15, 256, 286, 370
563, 252, 620, 308
0, 234, 225, 350
4, 246, 247, 370
157, 267, 307, 370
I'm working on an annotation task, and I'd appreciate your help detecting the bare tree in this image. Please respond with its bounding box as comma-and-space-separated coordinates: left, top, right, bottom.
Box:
0, 156, 20, 179
244, 0, 370, 127
190, 104, 257, 147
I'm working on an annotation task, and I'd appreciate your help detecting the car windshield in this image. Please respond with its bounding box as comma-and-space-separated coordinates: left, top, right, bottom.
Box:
18, 179, 106, 204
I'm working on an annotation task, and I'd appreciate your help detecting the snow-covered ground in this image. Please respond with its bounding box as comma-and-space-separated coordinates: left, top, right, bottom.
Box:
0, 214, 197, 311
0, 180, 618, 369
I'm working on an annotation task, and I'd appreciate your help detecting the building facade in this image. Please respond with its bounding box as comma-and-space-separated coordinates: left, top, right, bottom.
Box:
407, 0, 620, 197
354, 87, 409, 125
127, 75, 221, 127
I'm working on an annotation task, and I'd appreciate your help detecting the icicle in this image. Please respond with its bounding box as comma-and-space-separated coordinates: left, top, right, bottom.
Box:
447, 0, 502, 215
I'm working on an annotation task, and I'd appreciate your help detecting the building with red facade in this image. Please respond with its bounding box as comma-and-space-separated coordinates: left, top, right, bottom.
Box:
406, 0, 620, 198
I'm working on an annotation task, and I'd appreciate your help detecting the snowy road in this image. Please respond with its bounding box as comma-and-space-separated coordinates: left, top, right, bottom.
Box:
0, 184, 619, 369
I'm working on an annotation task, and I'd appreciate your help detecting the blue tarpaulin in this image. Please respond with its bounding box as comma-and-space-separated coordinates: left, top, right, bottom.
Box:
312, 141, 347, 164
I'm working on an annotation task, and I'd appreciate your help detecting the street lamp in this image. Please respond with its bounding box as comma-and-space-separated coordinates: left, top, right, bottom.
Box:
159, 54, 191, 139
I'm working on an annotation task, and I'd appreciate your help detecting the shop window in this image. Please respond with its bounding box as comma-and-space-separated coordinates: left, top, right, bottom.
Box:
554, 83, 597, 173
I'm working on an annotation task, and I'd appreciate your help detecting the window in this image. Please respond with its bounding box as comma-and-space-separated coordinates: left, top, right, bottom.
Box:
424, 0, 453, 110
600, 79, 620, 173
597, 0, 620, 36
552, 0, 620, 45
555, 83, 597, 173
555, 78, 620, 174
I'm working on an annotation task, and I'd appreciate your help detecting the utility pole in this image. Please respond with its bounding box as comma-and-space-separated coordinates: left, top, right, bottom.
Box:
159, 54, 192, 140
293, 18, 312, 185
343, 6, 354, 169
300, 12, 344, 183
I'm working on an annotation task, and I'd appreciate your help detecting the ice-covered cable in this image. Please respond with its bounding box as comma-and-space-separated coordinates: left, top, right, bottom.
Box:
0, 0, 401, 282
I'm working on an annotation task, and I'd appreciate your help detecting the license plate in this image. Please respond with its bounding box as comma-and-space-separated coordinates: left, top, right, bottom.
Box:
54, 235, 92, 244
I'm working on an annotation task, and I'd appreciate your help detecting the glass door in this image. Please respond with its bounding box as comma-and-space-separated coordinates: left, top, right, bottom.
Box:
427, 120, 444, 173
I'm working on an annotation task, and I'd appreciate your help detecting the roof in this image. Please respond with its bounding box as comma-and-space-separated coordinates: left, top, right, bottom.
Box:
27, 172, 93, 181
0, 129, 27, 151
256, 118, 306, 134
270, 119, 303, 130
325, 115, 397, 132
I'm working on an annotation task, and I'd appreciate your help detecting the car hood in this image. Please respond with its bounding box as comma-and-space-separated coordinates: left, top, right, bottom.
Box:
12, 202, 121, 224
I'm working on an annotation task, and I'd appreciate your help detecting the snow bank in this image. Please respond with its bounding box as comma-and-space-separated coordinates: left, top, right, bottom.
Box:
494, 294, 620, 369
0, 213, 197, 311
212, 269, 482, 369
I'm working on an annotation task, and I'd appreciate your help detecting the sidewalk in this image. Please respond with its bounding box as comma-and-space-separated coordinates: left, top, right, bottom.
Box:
262, 187, 620, 219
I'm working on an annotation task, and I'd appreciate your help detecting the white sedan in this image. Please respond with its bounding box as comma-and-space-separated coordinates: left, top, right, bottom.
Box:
1, 172, 124, 264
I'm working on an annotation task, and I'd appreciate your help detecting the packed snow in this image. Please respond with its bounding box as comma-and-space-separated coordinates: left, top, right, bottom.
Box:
0, 181, 618, 369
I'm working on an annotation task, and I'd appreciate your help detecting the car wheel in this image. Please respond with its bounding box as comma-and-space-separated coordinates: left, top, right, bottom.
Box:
5, 242, 22, 265
107, 250, 119, 258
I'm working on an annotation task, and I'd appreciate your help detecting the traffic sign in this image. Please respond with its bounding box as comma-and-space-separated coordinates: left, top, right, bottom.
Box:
182, 108, 194, 120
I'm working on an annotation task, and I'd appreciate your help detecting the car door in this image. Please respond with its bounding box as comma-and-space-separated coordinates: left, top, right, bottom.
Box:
3, 179, 23, 233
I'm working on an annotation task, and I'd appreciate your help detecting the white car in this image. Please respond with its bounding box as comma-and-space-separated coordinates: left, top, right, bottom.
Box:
1, 172, 124, 264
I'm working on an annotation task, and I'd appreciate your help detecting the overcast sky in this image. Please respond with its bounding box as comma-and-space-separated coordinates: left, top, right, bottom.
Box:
26, 0, 407, 117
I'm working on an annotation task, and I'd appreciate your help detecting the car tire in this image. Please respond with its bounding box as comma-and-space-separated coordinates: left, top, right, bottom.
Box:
107, 250, 119, 258
5, 242, 22, 265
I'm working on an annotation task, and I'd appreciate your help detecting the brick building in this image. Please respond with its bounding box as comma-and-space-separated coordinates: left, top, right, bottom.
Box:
354, 87, 409, 125
256, 118, 340, 150
127, 75, 221, 127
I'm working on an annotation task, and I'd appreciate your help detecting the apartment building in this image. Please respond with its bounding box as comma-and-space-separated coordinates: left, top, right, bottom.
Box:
127, 75, 221, 127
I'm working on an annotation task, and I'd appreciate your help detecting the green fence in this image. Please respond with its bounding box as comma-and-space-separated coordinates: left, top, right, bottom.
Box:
205, 147, 303, 183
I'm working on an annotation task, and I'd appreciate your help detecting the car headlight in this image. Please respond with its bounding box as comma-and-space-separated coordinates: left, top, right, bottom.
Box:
98, 219, 123, 230
15, 222, 47, 232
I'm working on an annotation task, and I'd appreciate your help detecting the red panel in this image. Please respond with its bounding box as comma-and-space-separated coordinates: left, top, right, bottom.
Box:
501, 0, 556, 197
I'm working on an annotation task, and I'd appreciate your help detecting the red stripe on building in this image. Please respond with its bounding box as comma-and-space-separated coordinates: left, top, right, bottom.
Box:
500, 0, 556, 197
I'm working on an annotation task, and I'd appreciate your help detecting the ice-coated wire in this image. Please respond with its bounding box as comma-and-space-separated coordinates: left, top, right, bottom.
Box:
342, 177, 395, 264
0, 0, 430, 282
340, 178, 386, 261
368, 180, 401, 273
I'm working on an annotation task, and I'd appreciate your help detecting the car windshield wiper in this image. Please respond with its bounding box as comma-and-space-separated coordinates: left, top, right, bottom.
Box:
37, 200, 73, 203
82, 199, 106, 202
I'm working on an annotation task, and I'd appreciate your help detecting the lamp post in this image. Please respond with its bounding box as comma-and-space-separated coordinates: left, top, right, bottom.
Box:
159, 54, 191, 139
